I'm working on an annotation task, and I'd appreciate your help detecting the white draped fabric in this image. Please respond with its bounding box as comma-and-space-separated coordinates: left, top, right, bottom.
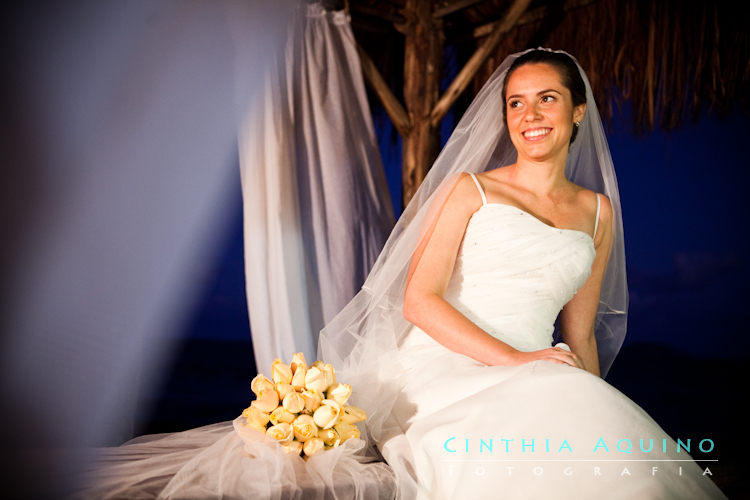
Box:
238, 3, 393, 373
58, 4, 399, 498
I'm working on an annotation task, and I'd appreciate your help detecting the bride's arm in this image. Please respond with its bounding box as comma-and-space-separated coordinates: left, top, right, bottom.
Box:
559, 194, 615, 377
403, 173, 583, 369
403, 173, 518, 365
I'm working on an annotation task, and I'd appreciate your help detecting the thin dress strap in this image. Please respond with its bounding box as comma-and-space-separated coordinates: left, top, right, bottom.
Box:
593, 193, 601, 239
468, 172, 487, 206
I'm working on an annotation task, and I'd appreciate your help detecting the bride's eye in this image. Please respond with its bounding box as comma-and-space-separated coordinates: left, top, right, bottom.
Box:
508, 100, 522, 109
541, 95, 556, 103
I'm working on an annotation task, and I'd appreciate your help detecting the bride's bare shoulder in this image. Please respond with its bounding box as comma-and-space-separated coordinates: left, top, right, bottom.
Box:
572, 185, 613, 237
574, 185, 612, 213
441, 172, 486, 211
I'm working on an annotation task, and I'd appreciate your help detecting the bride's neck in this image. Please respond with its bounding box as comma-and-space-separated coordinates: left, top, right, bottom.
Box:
509, 158, 569, 198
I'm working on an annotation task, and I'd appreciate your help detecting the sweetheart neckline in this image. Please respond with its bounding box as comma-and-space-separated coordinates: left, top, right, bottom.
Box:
473, 202, 595, 243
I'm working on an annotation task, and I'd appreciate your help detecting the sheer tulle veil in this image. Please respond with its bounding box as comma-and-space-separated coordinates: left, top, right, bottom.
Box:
318, 48, 628, 460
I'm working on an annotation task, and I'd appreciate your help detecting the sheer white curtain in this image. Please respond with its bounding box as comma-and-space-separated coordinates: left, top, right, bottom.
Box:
236, 3, 393, 372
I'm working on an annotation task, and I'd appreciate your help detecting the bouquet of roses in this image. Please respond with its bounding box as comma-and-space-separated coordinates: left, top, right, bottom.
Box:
237, 352, 366, 459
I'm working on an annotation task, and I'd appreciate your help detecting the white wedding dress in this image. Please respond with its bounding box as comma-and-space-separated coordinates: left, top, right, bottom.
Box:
378, 173, 727, 499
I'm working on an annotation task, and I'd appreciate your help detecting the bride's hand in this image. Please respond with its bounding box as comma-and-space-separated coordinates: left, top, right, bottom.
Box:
509, 347, 586, 370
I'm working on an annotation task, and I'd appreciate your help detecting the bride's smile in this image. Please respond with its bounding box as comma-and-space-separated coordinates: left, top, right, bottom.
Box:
521, 127, 552, 140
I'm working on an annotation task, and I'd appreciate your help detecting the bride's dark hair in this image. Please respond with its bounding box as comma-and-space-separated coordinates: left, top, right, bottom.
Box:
501, 49, 587, 144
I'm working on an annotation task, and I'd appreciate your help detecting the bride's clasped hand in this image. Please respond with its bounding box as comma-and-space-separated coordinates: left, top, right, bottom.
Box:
509, 344, 586, 370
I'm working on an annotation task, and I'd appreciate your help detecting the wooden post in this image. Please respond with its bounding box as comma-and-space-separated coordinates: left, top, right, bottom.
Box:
399, 0, 443, 207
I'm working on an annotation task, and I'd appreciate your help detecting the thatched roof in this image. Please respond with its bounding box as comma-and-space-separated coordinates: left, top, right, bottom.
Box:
346, 0, 749, 133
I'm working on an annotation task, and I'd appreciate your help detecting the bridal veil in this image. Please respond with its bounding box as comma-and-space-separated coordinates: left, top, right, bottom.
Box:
318, 47, 628, 468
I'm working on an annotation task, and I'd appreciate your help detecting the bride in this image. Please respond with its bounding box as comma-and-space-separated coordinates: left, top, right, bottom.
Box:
318, 48, 728, 499
77, 49, 727, 499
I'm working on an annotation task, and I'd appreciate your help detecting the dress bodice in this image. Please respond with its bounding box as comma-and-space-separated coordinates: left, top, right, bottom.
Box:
443, 203, 595, 351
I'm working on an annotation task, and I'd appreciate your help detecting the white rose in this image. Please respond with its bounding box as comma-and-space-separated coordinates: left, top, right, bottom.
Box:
312, 399, 341, 430
280, 440, 303, 456
303, 437, 325, 457
333, 422, 360, 443
269, 406, 295, 425
250, 374, 274, 396
317, 427, 340, 448
266, 423, 293, 443
271, 359, 293, 385
251, 388, 279, 413
291, 365, 307, 390
275, 383, 294, 401
338, 404, 367, 424
282, 391, 306, 414
290, 352, 307, 374
327, 383, 352, 405
292, 414, 318, 442
242, 405, 270, 429
301, 390, 322, 412
305, 366, 329, 393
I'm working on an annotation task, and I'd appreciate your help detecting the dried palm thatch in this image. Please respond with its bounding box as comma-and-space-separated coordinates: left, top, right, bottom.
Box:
474, 0, 750, 131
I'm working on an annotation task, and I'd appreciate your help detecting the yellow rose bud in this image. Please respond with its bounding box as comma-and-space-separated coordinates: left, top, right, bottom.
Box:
282, 391, 306, 414
338, 404, 367, 424
317, 427, 340, 448
280, 440, 303, 456
266, 423, 293, 443
250, 374, 274, 396
271, 359, 293, 385
322, 363, 336, 386
243, 405, 271, 428
305, 366, 328, 393
303, 437, 325, 457
301, 390, 322, 412
292, 414, 318, 442
312, 399, 341, 430
290, 352, 307, 374
251, 388, 279, 413
269, 406, 295, 425
291, 365, 307, 390
333, 422, 360, 443
276, 383, 294, 401
244, 421, 268, 434
327, 383, 352, 405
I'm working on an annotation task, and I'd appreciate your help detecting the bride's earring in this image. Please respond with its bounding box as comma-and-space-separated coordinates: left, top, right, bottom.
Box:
574, 121, 581, 128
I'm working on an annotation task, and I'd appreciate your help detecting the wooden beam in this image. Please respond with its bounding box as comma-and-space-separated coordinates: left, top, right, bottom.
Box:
472, 0, 598, 38
432, 0, 485, 18
356, 44, 411, 136
430, 0, 531, 127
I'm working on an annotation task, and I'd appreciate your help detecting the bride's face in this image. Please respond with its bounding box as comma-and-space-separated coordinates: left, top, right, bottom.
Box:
505, 62, 586, 163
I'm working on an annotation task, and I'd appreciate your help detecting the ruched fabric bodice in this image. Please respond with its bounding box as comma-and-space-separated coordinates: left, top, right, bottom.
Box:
443, 202, 595, 352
